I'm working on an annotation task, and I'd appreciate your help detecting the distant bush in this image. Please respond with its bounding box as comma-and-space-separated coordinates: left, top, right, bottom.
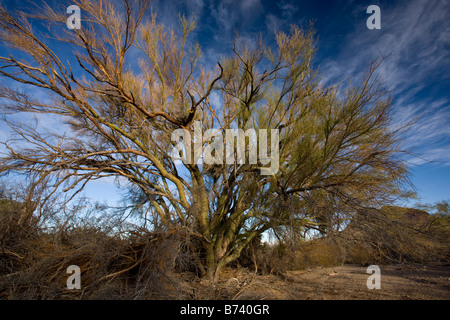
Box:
235, 240, 300, 276
235, 206, 450, 274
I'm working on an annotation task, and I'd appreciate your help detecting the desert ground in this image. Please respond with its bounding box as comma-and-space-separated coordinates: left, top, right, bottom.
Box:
177, 263, 450, 300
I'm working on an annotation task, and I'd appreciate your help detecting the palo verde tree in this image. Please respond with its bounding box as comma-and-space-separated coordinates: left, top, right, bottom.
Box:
0, 0, 410, 278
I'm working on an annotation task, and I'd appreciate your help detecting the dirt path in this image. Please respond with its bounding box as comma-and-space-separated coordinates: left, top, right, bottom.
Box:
215, 264, 450, 300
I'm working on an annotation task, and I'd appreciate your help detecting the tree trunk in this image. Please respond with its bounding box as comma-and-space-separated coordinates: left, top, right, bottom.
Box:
203, 226, 265, 281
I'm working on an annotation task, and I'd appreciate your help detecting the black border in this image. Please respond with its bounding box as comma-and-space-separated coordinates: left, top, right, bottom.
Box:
1, 300, 447, 319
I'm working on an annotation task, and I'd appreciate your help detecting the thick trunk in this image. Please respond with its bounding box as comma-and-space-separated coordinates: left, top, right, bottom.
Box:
204, 239, 227, 280
205, 243, 216, 280
203, 227, 265, 281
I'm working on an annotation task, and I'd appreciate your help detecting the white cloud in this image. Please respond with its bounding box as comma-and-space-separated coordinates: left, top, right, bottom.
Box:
317, 0, 450, 166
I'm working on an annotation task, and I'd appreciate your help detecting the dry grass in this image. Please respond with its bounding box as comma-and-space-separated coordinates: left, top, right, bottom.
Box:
0, 205, 202, 299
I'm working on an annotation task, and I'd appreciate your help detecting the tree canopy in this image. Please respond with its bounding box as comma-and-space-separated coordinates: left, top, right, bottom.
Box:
0, 0, 411, 278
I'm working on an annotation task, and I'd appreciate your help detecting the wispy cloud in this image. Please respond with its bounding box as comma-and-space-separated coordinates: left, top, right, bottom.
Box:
265, 0, 301, 34
207, 0, 264, 42
317, 0, 450, 166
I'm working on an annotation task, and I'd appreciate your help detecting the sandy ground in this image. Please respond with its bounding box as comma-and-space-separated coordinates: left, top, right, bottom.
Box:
188, 264, 450, 300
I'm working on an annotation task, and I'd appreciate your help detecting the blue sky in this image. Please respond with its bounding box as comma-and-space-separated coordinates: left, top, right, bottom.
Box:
0, 0, 449, 206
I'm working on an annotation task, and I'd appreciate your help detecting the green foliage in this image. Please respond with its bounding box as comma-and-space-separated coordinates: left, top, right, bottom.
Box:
0, 0, 413, 278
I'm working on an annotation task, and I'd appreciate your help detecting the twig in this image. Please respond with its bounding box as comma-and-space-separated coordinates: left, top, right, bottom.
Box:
0, 250, 24, 259
232, 282, 255, 300
98, 258, 146, 282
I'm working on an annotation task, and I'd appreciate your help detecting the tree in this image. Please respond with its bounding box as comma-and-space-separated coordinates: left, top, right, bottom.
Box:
0, 0, 410, 279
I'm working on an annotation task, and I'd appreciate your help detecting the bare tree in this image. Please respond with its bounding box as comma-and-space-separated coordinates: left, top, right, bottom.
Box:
0, 0, 410, 279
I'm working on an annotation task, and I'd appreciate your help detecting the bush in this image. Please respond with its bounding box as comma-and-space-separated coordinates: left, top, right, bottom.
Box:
235, 206, 450, 274
0, 219, 204, 299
